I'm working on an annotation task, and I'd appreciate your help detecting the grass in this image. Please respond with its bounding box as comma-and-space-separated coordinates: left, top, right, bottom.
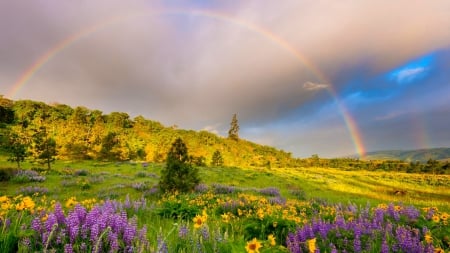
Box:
1, 160, 449, 211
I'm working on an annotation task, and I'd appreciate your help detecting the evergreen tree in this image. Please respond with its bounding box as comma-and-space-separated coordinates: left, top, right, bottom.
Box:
211, 150, 224, 166
228, 113, 239, 140
159, 137, 200, 193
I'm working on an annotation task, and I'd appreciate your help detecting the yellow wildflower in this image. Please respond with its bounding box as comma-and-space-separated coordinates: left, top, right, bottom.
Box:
434, 247, 445, 253
432, 215, 440, 223
0, 196, 9, 203
268, 234, 276, 246
221, 213, 230, 223
193, 214, 206, 229
440, 212, 448, 221
257, 208, 264, 220
245, 238, 262, 253
65, 197, 77, 208
307, 238, 317, 253
424, 232, 433, 244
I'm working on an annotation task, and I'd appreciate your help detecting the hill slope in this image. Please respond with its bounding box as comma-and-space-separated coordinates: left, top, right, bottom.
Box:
0, 96, 294, 167
362, 148, 450, 162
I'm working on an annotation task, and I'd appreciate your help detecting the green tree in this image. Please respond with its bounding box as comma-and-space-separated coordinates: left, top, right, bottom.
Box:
211, 150, 224, 166
159, 137, 200, 193
31, 126, 57, 170
228, 113, 239, 141
4, 132, 28, 168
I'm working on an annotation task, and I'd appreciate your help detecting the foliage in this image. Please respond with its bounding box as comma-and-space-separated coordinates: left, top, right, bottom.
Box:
159, 138, 200, 193
228, 113, 240, 141
211, 150, 224, 166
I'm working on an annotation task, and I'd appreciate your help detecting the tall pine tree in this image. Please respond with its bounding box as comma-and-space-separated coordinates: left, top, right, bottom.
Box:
228, 113, 239, 141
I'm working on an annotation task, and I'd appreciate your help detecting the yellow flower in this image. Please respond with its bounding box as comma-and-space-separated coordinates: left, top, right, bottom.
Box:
268, 234, 276, 246
257, 208, 264, 220
432, 215, 440, 223
424, 232, 433, 244
193, 214, 206, 229
434, 248, 445, 253
245, 238, 262, 253
307, 238, 317, 253
0, 196, 9, 203
221, 213, 230, 223
440, 212, 448, 221
65, 197, 77, 208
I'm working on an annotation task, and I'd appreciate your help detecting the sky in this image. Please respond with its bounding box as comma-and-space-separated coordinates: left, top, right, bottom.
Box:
1, 1, 449, 158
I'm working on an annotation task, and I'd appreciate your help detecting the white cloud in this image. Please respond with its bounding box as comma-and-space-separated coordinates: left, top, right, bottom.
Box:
303, 82, 329, 91
391, 67, 427, 84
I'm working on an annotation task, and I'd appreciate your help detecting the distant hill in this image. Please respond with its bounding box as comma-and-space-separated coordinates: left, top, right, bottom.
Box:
360, 148, 450, 162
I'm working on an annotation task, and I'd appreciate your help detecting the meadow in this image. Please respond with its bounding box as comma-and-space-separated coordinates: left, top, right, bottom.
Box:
0, 160, 449, 252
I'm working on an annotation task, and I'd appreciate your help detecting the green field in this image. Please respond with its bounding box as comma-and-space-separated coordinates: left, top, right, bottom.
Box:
1, 160, 449, 211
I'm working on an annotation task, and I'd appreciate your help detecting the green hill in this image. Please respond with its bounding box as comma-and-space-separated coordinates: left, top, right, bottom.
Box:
362, 148, 450, 162
0, 96, 294, 168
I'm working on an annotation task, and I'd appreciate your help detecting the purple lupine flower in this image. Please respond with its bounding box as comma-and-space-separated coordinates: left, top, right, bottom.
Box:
200, 225, 210, 240
31, 217, 42, 232
178, 224, 189, 239
381, 238, 389, 253
45, 213, 58, 233
353, 235, 361, 252
156, 235, 168, 253
108, 231, 119, 252
64, 243, 73, 253
54, 203, 66, 225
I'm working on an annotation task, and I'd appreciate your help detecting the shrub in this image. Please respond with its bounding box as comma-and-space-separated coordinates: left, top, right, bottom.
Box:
0, 167, 16, 182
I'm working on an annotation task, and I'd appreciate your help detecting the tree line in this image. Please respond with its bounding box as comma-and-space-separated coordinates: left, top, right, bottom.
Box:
0, 96, 448, 174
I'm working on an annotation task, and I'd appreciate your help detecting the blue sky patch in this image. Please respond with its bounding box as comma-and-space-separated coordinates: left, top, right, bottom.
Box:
387, 53, 435, 84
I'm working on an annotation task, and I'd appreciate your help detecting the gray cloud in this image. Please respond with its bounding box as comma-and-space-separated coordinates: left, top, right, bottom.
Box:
1, 1, 449, 156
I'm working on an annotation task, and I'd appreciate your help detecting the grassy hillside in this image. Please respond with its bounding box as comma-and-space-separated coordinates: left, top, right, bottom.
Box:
362, 147, 450, 162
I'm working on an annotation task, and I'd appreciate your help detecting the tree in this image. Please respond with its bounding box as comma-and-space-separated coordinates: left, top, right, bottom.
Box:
211, 150, 224, 167
4, 132, 28, 168
159, 137, 200, 193
31, 126, 57, 170
228, 113, 239, 140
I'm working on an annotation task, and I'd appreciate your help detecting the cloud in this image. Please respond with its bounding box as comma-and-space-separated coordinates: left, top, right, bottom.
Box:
1, 1, 449, 157
303, 82, 328, 91
390, 67, 428, 84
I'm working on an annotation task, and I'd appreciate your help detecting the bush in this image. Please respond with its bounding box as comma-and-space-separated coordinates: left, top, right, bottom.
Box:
0, 167, 16, 182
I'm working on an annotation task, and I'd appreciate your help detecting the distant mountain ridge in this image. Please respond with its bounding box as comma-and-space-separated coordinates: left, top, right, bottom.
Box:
360, 148, 450, 162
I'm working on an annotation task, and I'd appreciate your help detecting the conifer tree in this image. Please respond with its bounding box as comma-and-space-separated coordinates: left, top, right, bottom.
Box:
228, 113, 239, 141
159, 137, 200, 193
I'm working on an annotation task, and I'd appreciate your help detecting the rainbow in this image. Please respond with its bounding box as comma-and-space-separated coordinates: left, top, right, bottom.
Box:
6, 8, 366, 157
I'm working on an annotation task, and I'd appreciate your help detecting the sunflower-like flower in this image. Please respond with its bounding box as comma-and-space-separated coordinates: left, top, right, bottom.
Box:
245, 238, 262, 253
307, 238, 317, 253
193, 214, 207, 229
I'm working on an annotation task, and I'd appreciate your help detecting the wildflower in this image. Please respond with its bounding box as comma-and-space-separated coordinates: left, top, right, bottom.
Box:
268, 234, 276, 246
424, 232, 433, 244
257, 208, 264, 220
245, 238, 262, 253
434, 248, 445, 253
193, 214, 206, 229
432, 215, 440, 223
221, 213, 230, 223
307, 238, 316, 253
440, 212, 448, 221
